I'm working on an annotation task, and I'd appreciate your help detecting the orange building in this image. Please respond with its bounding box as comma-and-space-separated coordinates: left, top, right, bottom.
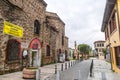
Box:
101, 0, 120, 73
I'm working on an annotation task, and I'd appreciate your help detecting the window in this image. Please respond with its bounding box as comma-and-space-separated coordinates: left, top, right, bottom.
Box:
109, 11, 116, 34
97, 44, 99, 47
34, 20, 41, 35
6, 39, 20, 61
102, 43, 104, 47
46, 45, 50, 56
95, 48, 98, 53
99, 49, 101, 52
62, 33, 64, 46
100, 44, 101, 47
115, 46, 120, 68
59, 49, 61, 54
105, 27, 109, 40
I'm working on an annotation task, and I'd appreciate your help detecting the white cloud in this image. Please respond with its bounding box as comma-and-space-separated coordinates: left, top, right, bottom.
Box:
44, 0, 106, 49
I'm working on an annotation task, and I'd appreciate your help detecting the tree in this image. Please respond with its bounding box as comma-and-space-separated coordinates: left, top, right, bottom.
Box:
102, 48, 107, 59
78, 44, 92, 59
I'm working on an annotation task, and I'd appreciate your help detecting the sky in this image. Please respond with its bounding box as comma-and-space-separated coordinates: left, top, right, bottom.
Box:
44, 0, 106, 49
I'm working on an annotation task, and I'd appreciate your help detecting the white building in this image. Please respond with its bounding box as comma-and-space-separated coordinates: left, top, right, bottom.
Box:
68, 48, 74, 60
94, 40, 106, 59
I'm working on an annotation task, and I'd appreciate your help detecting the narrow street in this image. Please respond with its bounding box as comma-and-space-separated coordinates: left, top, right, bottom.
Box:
60, 60, 91, 80
0, 60, 91, 80
1, 0, 120, 80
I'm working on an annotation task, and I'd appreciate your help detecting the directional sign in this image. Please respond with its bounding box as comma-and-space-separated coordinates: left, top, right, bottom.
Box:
3, 21, 23, 38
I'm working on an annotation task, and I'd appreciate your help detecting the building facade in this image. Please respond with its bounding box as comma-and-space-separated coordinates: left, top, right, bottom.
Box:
0, 0, 47, 74
45, 12, 68, 62
94, 40, 105, 59
101, 0, 120, 73
0, 0, 68, 74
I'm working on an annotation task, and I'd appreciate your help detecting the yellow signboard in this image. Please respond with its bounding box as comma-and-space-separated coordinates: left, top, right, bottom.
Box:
3, 21, 23, 38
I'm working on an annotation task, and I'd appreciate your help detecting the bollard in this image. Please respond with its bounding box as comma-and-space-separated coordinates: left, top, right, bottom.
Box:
36, 68, 40, 80
71, 61, 72, 66
90, 59, 93, 77
69, 62, 70, 68
78, 70, 81, 80
55, 64, 57, 74
65, 63, 67, 70
61, 64, 63, 71
56, 70, 60, 80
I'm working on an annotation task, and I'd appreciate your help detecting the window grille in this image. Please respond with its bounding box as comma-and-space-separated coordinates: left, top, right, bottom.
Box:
6, 39, 20, 61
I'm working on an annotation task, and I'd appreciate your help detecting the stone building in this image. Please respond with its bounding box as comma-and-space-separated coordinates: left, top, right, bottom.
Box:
0, 0, 69, 74
0, 0, 46, 74
41, 11, 59, 64
64, 36, 69, 61
45, 12, 68, 62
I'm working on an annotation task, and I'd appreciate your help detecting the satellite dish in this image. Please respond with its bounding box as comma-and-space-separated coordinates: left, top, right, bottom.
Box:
23, 50, 28, 58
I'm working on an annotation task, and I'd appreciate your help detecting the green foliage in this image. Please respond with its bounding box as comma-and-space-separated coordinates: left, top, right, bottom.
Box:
102, 49, 107, 55
78, 44, 91, 54
42, 61, 55, 66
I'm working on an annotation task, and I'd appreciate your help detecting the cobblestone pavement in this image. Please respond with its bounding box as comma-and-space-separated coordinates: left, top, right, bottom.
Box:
3, 59, 119, 80
88, 59, 120, 80
0, 60, 77, 80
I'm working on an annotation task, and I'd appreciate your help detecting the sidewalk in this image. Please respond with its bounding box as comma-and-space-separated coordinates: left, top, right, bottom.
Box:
0, 60, 76, 80
88, 59, 120, 80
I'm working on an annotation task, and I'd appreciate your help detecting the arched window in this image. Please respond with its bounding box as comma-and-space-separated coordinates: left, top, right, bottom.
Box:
34, 20, 41, 35
46, 45, 50, 56
6, 39, 21, 61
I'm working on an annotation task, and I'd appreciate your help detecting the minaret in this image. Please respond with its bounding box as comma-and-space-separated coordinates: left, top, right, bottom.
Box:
74, 41, 77, 59
75, 41, 77, 50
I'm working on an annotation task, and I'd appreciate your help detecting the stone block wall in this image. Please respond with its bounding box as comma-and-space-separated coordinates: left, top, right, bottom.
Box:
0, 0, 68, 73
64, 36, 68, 51
45, 12, 66, 62
0, 0, 46, 74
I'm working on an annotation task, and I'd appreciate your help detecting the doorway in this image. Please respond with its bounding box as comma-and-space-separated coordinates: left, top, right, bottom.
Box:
31, 50, 38, 67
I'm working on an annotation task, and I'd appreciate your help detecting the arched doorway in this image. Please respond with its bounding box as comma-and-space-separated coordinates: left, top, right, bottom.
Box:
29, 38, 41, 67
